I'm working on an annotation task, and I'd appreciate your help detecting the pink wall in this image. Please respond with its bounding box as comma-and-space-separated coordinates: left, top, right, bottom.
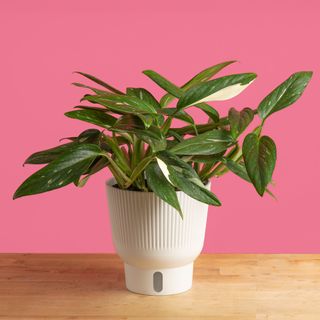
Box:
1, 0, 319, 253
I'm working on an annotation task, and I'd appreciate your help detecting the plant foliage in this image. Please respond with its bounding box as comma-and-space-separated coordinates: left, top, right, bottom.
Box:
14, 62, 313, 217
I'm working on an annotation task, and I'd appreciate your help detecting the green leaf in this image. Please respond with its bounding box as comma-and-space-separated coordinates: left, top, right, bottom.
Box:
144, 70, 220, 121
160, 108, 194, 125
265, 188, 277, 200
75, 71, 123, 94
258, 71, 313, 120
14, 144, 102, 199
242, 133, 277, 196
167, 130, 183, 142
125, 89, 163, 125
156, 150, 199, 179
177, 73, 257, 108
82, 95, 156, 127
167, 170, 221, 206
76, 129, 102, 143
74, 156, 109, 187
194, 103, 219, 122
114, 113, 153, 129
113, 114, 146, 131
156, 151, 221, 206
83, 156, 109, 176
126, 87, 161, 110
188, 153, 224, 164
65, 109, 117, 129
170, 130, 235, 155
160, 60, 236, 107
82, 94, 157, 115
112, 116, 165, 151
166, 139, 179, 149
114, 122, 166, 152
24, 129, 102, 165
183, 61, 237, 88
24, 142, 77, 165
113, 133, 134, 145
74, 105, 110, 112
146, 162, 183, 217
223, 158, 251, 182
224, 158, 277, 199
72, 82, 110, 95
134, 126, 167, 152
155, 114, 165, 126
228, 107, 254, 138
159, 93, 177, 108
143, 70, 182, 97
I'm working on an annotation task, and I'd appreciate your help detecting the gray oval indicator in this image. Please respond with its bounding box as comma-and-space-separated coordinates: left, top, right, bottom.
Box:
153, 271, 163, 292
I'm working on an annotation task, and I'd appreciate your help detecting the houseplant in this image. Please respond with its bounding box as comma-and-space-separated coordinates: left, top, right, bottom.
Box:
14, 61, 312, 295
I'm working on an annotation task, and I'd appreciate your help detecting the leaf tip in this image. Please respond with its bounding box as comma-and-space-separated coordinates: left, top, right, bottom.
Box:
12, 190, 22, 200
249, 73, 258, 81
213, 199, 222, 207
266, 188, 277, 200
80, 94, 91, 102
142, 69, 152, 76
228, 59, 238, 65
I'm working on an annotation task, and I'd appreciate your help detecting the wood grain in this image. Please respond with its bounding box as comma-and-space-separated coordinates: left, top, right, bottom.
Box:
0, 254, 320, 319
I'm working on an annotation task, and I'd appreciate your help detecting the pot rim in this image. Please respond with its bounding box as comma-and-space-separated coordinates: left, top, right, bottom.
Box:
106, 178, 211, 194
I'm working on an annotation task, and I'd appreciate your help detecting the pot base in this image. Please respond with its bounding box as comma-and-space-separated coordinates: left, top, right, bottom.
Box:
124, 262, 193, 295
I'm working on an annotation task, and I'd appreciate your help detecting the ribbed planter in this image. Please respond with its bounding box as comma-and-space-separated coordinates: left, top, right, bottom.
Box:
106, 179, 209, 295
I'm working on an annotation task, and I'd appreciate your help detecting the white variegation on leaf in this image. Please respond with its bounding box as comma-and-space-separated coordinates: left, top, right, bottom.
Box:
156, 157, 172, 184
177, 73, 257, 109
194, 80, 255, 104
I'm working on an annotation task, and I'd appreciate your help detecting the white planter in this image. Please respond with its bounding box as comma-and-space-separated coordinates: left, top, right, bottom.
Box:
106, 179, 209, 295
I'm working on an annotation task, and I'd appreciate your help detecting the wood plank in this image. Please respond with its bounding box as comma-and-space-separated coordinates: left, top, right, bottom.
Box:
0, 254, 319, 319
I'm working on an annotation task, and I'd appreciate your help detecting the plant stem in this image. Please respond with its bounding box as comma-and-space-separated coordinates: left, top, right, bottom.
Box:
131, 137, 142, 170
170, 108, 258, 136
193, 162, 200, 174
199, 161, 219, 179
102, 152, 131, 185
108, 165, 125, 188
103, 136, 131, 175
161, 117, 173, 135
124, 155, 154, 189
131, 137, 149, 190
204, 144, 241, 180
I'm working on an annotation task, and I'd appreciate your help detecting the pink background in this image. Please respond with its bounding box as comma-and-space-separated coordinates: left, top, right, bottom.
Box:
1, 0, 319, 253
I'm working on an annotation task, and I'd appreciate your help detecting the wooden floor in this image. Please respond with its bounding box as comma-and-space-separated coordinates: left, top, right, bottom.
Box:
1, 254, 320, 319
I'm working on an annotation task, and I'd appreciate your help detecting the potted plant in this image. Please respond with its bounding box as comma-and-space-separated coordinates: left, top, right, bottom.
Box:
14, 61, 312, 295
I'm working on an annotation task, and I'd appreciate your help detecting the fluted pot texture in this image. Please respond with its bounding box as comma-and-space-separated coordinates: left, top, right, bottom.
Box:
106, 179, 209, 295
